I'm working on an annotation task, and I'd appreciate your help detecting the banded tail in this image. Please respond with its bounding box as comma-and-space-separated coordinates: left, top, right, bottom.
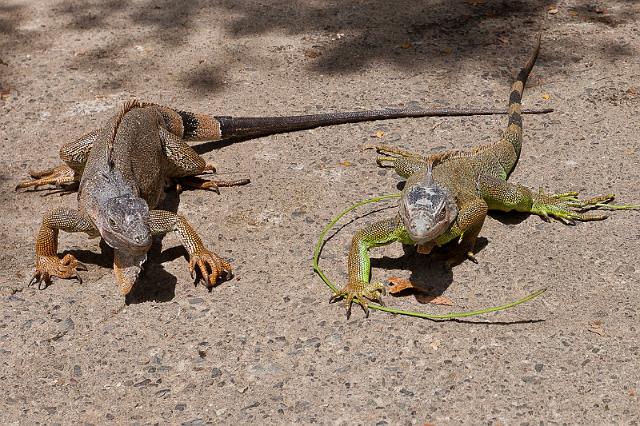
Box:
503, 35, 541, 163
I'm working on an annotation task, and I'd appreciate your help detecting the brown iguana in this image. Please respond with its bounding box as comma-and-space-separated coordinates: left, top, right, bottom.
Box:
330, 36, 639, 317
17, 101, 552, 294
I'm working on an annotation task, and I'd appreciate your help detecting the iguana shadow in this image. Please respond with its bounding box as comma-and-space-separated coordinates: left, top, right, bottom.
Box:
60, 186, 201, 304
64, 239, 180, 304
370, 237, 489, 302
126, 184, 237, 304
125, 187, 183, 304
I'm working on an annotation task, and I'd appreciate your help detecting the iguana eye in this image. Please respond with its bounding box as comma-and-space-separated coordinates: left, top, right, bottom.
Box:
108, 218, 117, 228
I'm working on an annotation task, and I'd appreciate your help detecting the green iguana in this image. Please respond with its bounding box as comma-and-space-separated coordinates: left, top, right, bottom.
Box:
330, 36, 638, 317
18, 101, 552, 294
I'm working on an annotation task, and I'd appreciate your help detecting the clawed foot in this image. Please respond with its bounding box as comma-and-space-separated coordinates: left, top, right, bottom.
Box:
535, 190, 640, 224
16, 165, 77, 191
364, 144, 426, 168
189, 250, 232, 288
174, 175, 250, 194
329, 280, 386, 318
29, 254, 87, 289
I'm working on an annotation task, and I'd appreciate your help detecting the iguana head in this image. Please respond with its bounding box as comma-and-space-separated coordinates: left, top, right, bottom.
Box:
83, 170, 153, 255
97, 194, 153, 253
399, 165, 457, 244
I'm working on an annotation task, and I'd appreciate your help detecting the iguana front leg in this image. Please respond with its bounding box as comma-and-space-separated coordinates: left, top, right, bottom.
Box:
434, 198, 488, 263
149, 210, 231, 287
476, 175, 637, 224
30, 207, 96, 288
331, 216, 411, 317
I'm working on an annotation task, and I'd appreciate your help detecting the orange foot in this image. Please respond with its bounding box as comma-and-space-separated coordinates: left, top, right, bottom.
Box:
16, 165, 77, 191
174, 175, 250, 194
29, 253, 87, 289
188, 250, 232, 288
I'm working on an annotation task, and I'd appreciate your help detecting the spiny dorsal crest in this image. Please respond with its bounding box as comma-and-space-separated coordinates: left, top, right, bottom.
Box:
106, 99, 144, 168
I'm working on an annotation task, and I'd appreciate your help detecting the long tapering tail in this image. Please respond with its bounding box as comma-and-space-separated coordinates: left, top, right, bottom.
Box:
213, 105, 551, 139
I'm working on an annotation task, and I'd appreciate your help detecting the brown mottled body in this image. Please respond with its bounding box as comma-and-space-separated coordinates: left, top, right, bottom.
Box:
20, 101, 239, 294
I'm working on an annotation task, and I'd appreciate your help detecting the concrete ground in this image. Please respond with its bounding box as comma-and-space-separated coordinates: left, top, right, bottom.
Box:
1, 0, 639, 424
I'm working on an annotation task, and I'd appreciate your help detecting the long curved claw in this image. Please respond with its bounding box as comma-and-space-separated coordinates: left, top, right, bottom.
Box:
188, 250, 232, 288
364, 144, 422, 159
29, 254, 85, 289
174, 176, 250, 194
16, 165, 76, 191
330, 280, 385, 319
535, 190, 638, 223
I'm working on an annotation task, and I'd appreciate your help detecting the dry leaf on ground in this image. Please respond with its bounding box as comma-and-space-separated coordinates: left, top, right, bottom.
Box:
387, 277, 454, 305
388, 277, 414, 294
588, 320, 605, 336
0, 87, 11, 100
303, 49, 321, 58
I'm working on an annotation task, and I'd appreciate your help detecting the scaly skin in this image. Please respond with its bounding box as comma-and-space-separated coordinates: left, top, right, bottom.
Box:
17, 99, 553, 294
333, 36, 639, 316
15, 102, 552, 193
20, 101, 245, 294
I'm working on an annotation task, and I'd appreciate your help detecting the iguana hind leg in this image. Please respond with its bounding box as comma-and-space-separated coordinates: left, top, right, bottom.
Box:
16, 130, 98, 191
174, 176, 251, 194
149, 210, 231, 288
16, 165, 77, 190
160, 128, 250, 193
476, 175, 639, 224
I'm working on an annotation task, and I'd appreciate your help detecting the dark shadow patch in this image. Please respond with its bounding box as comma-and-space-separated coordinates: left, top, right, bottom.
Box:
125, 237, 178, 304
567, 2, 635, 28
125, 186, 183, 304
0, 3, 45, 54
129, 0, 198, 47
601, 39, 636, 59
216, 0, 556, 75
58, 0, 126, 31
0, 4, 24, 34
64, 240, 113, 270
370, 236, 489, 303
180, 64, 227, 94
489, 210, 530, 225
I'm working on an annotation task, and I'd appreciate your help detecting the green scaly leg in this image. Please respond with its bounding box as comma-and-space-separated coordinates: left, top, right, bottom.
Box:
477, 175, 640, 225
330, 216, 411, 318
532, 190, 640, 224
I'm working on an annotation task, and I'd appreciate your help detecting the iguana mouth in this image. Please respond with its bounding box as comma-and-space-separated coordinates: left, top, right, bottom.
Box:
102, 230, 152, 254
